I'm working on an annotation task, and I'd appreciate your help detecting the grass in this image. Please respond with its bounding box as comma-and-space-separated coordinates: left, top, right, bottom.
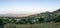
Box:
4, 22, 60, 28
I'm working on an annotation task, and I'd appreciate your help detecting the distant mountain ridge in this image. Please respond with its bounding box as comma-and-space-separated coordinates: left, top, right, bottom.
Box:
0, 8, 60, 17
23, 8, 60, 19
0, 14, 33, 17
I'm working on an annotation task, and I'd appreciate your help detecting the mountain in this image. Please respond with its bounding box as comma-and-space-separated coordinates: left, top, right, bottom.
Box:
0, 14, 32, 17
0, 8, 60, 18
23, 8, 60, 19
53, 8, 60, 13
52, 8, 60, 17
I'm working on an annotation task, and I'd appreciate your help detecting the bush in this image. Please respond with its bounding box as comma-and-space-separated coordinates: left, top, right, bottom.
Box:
53, 15, 60, 22
38, 18, 44, 23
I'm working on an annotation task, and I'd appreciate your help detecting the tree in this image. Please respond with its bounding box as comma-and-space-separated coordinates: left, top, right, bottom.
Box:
53, 15, 60, 22
38, 18, 44, 23
0, 19, 4, 28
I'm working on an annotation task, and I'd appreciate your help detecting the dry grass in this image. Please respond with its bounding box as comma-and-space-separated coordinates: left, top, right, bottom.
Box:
4, 23, 60, 28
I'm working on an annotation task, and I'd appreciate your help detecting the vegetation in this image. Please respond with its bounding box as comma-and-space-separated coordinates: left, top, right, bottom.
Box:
4, 23, 60, 28
0, 8, 60, 28
0, 8, 60, 24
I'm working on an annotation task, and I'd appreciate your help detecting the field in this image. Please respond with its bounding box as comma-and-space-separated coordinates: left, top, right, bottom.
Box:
4, 22, 60, 28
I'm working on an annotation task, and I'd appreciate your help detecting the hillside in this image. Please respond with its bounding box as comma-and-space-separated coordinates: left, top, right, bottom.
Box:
19, 8, 60, 22
26, 8, 60, 18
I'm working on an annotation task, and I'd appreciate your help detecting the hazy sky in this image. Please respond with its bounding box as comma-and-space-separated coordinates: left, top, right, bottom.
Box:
0, 0, 60, 14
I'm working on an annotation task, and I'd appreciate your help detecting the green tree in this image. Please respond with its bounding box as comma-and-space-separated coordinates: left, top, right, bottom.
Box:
53, 15, 60, 22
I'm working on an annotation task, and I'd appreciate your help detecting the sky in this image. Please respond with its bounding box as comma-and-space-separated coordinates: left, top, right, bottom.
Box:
0, 0, 60, 14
